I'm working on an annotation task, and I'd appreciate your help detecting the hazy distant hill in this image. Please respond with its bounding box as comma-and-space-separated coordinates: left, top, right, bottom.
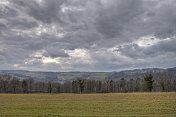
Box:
0, 67, 175, 82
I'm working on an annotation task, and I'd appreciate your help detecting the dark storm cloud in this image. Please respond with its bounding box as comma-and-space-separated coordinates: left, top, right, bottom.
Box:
96, 0, 144, 39
9, 19, 38, 29
0, 0, 176, 71
43, 47, 69, 58
10, 0, 66, 24
116, 38, 176, 59
0, 5, 18, 18
0, 23, 7, 34
143, 1, 176, 39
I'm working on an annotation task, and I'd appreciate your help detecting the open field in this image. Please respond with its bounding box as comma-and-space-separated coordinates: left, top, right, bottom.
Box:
0, 93, 176, 117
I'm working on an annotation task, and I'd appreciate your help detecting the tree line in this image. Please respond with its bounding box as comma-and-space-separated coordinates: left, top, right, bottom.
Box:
0, 73, 176, 94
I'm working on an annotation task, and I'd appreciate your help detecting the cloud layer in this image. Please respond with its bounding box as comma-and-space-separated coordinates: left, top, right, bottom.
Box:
0, 0, 176, 71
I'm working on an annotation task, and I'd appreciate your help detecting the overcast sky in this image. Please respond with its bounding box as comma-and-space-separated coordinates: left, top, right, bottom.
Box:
0, 0, 176, 72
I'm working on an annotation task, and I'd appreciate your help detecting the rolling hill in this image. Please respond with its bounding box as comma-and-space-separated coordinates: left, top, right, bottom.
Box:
0, 67, 175, 82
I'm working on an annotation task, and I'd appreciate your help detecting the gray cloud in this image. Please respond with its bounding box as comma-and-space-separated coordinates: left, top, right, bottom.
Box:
10, 0, 66, 24
0, 5, 18, 18
43, 46, 69, 58
96, 0, 144, 39
143, 1, 176, 39
117, 38, 176, 59
0, 0, 176, 71
9, 18, 38, 29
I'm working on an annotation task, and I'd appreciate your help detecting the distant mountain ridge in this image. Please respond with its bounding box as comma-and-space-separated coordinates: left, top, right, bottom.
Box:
0, 67, 175, 82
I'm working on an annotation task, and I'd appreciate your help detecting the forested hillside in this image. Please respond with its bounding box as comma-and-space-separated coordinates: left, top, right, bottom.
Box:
0, 70, 176, 94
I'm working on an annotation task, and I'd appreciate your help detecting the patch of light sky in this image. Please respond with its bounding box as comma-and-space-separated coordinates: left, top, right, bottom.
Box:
0, 0, 9, 5
34, 24, 65, 38
65, 49, 89, 58
135, 35, 171, 47
65, 49, 93, 64
42, 57, 60, 64
26, 51, 61, 64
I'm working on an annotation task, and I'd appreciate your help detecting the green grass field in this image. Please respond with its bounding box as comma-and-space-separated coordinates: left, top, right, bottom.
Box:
0, 93, 175, 117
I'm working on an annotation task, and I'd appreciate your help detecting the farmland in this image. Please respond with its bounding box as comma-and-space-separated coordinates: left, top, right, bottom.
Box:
0, 93, 176, 116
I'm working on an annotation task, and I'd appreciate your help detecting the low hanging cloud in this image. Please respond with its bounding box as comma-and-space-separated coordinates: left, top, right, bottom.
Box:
0, 0, 176, 71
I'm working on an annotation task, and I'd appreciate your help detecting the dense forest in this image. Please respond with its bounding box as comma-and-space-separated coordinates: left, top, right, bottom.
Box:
0, 73, 176, 94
